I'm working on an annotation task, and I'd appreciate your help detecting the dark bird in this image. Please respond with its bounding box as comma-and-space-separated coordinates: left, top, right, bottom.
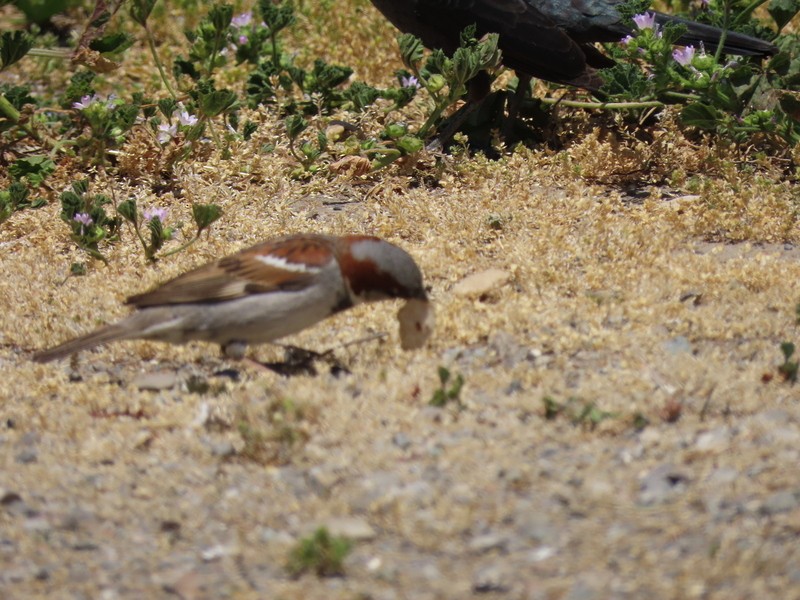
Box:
368, 0, 777, 91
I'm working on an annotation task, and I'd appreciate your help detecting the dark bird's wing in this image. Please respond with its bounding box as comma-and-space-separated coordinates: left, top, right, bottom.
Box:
371, 0, 601, 87
370, 0, 776, 91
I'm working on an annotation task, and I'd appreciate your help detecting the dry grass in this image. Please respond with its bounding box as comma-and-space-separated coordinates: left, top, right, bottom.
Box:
1, 1, 799, 597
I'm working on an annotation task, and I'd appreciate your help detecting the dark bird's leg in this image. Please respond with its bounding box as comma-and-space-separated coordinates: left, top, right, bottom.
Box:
502, 74, 532, 142
427, 71, 492, 151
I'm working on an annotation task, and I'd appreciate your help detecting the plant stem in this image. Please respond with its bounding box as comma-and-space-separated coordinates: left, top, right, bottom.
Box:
160, 234, 201, 258
539, 98, 665, 110
732, 0, 771, 27
27, 48, 72, 59
0, 94, 62, 152
144, 23, 177, 99
714, 0, 732, 64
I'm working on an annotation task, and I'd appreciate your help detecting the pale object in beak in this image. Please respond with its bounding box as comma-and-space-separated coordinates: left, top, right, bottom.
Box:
397, 298, 435, 350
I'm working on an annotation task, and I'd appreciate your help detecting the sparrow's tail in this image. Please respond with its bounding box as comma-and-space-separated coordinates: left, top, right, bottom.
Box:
32, 323, 130, 363
655, 13, 777, 56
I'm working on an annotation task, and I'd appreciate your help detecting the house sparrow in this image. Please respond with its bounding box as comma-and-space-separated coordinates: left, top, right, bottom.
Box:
33, 234, 434, 363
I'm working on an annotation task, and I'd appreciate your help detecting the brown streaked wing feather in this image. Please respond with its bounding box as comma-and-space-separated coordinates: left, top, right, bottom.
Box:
126, 236, 337, 308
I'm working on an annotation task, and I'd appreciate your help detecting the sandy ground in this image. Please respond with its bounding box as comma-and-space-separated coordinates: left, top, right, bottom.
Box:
2, 1, 800, 598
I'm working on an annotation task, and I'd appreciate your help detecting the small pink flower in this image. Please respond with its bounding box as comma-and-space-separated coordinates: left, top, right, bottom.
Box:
632, 12, 656, 30
157, 123, 178, 144
231, 12, 252, 27
672, 46, 695, 66
72, 94, 101, 110
174, 107, 198, 127
401, 75, 421, 89
73, 212, 93, 234
143, 208, 168, 223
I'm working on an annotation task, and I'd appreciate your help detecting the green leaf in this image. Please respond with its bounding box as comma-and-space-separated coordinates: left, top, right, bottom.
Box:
60, 191, 83, 221
130, 0, 157, 27
158, 98, 179, 119
285, 114, 308, 140
259, 0, 295, 34
199, 89, 238, 117
599, 62, 650, 98
0, 31, 33, 71
396, 135, 423, 154
617, 0, 653, 21
89, 32, 134, 54
543, 396, 563, 420
9, 156, 55, 187
305, 60, 352, 95
0, 180, 31, 222
117, 199, 138, 224
12, 0, 69, 24
192, 203, 222, 233
242, 120, 258, 140
769, 0, 800, 30
343, 81, 381, 110
8, 181, 28, 205
398, 34, 425, 69
781, 341, 796, 360
680, 103, 720, 130
72, 179, 90, 196
384, 122, 407, 139
62, 70, 96, 109
148, 215, 165, 251
208, 4, 234, 33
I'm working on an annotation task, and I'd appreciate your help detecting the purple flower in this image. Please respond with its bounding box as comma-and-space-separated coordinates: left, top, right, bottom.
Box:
143, 207, 168, 223
620, 35, 635, 45
72, 94, 102, 110
157, 123, 178, 144
400, 75, 420, 89
73, 212, 93, 234
672, 46, 695, 66
231, 12, 252, 27
238, 34, 249, 45
632, 12, 656, 30
174, 107, 198, 127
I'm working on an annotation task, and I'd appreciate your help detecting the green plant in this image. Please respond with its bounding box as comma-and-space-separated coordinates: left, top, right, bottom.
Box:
541, 396, 617, 430
396, 26, 502, 139
430, 366, 465, 408
236, 398, 313, 465
59, 180, 122, 262
286, 527, 352, 578
595, 0, 800, 146
778, 341, 798, 383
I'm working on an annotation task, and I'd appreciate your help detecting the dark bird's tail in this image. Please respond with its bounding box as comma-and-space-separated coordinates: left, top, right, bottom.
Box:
655, 13, 777, 56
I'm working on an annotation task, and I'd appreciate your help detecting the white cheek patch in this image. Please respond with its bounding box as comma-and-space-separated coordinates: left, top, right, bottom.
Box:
398, 299, 434, 350
255, 254, 323, 273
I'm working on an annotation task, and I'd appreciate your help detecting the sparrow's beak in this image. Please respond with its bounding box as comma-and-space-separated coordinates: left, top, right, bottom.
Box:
397, 298, 435, 350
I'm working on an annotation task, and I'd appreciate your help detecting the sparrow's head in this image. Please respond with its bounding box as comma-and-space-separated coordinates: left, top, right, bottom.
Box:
339, 236, 427, 303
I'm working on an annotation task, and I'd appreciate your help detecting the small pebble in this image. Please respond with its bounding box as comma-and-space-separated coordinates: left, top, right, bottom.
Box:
132, 370, 179, 391
760, 490, 800, 515
452, 269, 511, 297
392, 432, 412, 450
321, 517, 376, 541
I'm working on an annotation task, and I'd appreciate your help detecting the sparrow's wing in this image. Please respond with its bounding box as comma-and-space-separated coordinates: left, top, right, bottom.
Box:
127, 236, 337, 307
